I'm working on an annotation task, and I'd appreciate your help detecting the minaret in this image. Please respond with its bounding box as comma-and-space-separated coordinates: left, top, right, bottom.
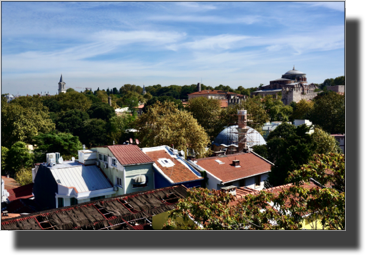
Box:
142, 84, 146, 95
58, 74, 66, 94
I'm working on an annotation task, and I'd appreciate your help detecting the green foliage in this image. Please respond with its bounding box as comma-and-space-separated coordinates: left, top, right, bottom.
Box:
56, 91, 92, 112
291, 99, 314, 120
56, 109, 90, 136
2, 98, 56, 148
79, 119, 109, 148
251, 145, 269, 159
262, 95, 293, 121
287, 153, 345, 192
164, 186, 345, 230
307, 92, 345, 134
87, 102, 115, 121
220, 97, 269, 135
15, 168, 33, 186
266, 123, 316, 186
186, 97, 223, 142
312, 127, 342, 154
143, 96, 184, 113
7, 141, 34, 175
32, 132, 82, 162
319, 76, 345, 90
135, 101, 210, 158
108, 114, 137, 144
2, 146, 9, 173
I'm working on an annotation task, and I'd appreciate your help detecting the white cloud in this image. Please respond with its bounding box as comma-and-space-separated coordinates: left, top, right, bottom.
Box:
176, 2, 217, 11
148, 15, 261, 25
304, 2, 345, 12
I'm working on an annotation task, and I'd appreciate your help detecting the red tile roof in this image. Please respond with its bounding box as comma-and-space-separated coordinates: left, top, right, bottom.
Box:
220, 99, 228, 108
7, 184, 34, 202
107, 145, 154, 166
145, 149, 201, 183
2, 176, 21, 190
195, 152, 272, 183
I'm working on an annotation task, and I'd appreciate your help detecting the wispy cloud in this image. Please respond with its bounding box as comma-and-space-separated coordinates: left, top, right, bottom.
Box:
304, 2, 345, 12
176, 2, 217, 11
148, 15, 262, 25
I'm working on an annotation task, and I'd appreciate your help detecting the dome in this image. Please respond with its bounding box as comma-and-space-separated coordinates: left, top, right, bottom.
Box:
213, 125, 266, 147
284, 66, 305, 75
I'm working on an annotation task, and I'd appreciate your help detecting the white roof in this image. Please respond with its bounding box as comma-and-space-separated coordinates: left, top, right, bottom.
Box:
50, 165, 112, 193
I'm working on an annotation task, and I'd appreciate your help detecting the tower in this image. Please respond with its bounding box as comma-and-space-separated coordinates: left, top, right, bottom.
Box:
142, 85, 146, 95
58, 74, 66, 94
237, 110, 249, 152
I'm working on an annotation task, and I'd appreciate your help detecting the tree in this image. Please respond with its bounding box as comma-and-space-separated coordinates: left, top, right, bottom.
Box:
108, 113, 137, 144
164, 186, 344, 230
307, 92, 345, 134
291, 99, 314, 120
186, 97, 223, 141
6, 141, 34, 175
220, 97, 269, 135
56, 109, 90, 137
56, 91, 92, 112
32, 132, 82, 162
266, 123, 316, 186
135, 101, 210, 158
87, 102, 115, 121
2, 99, 55, 148
142, 96, 184, 113
312, 127, 342, 154
15, 168, 33, 186
251, 145, 268, 159
287, 153, 345, 192
2, 146, 9, 174
79, 119, 109, 148
262, 95, 293, 121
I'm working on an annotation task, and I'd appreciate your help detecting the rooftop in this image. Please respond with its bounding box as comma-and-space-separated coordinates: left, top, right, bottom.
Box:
189, 90, 245, 97
106, 145, 154, 166
143, 146, 202, 184
1, 185, 188, 230
195, 152, 272, 184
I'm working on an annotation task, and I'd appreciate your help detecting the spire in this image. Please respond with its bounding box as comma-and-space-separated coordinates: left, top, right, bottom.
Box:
293, 65, 295, 70
60, 74, 63, 82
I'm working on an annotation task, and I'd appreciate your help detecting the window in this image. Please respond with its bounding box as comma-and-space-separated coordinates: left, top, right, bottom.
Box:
58, 197, 64, 208
112, 158, 117, 166
99, 154, 103, 161
116, 177, 122, 186
104, 155, 107, 162
70, 197, 78, 206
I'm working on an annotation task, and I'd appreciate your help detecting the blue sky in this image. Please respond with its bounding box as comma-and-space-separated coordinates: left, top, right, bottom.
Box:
1, 1, 345, 95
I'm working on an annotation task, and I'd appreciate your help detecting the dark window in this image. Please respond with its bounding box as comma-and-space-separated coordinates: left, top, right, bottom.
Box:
112, 158, 117, 166
58, 197, 64, 208
99, 154, 103, 161
70, 197, 78, 206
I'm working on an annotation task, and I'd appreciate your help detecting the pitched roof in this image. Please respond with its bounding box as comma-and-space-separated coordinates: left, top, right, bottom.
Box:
50, 165, 112, 193
6, 184, 34, 202
1, 185, 188, 230
195, 152, 272, 184
143, 147, 202, 183
107, 145, 154, 166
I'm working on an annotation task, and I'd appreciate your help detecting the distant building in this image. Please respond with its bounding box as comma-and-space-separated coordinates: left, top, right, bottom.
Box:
326, 85, 345, 95
331, 134, 345, 152
251, 66, 320, 105
188, 89, 246, 107
294, 119, 314, 134
58, 74, 66, 94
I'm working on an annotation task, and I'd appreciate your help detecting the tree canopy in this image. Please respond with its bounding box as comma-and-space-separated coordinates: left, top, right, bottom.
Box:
307, 92, 345, 134
135, 101, 210, 158
32, 132, 82, 162
266, 123, 316, 186
186, 97, 223, 142
291, 99, 314, 120
87, 102, 115, 121
262, 95, 293, 121
6, 141, 34, 175
79, 118, 109, 148
164, 186, 344, 230
56, 109, 90, 137
311, 127, 342, 154
142, 96, 184, 113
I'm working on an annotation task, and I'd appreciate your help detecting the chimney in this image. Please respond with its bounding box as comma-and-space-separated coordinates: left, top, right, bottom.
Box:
108, 96, 112, 106
237, 110, 248, 152
232, 159, 240, 167
197, 83, 201, 92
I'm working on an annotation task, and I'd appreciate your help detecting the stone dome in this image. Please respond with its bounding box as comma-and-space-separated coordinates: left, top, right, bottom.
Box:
284, 66, 305, 75
213, 125, 266, 147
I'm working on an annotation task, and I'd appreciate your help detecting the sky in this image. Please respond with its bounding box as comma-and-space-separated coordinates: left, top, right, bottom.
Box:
1, 1, 345, 96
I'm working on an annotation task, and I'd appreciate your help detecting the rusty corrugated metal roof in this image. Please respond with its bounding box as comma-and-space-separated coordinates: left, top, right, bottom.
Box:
108, 145, 154, 166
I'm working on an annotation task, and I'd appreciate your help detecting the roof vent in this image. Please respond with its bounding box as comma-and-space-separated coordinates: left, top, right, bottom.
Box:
232, 160, 240, 167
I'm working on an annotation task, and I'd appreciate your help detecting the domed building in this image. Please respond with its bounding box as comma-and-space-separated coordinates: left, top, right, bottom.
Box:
212, 125, 266, 154
252, 66, 320, 105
